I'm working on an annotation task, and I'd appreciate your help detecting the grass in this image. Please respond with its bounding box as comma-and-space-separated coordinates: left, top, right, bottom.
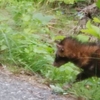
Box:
0, 0, 100, 100
69, 78, 100, 100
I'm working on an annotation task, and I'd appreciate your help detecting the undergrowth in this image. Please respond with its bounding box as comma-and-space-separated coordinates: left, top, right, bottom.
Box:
0, 0, 79, 83
0, 0, 100, 100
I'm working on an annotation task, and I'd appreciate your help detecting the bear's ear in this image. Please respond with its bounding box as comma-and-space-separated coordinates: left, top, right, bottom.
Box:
57, 44, 64, 52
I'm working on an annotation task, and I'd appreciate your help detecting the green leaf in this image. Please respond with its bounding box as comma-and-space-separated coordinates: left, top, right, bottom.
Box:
96, 0, 100, 9
91, 25, 100, 36
64, 0, 75, 4
59, 62, 80, 75
49, 0, 55, 2
54, 35, 65, 41
24, 48, 29, 53
1, 45, 7, 51
33, 13, 54, 25
86, 20, 92, 29
33, 46, 47, 54
81, 29, 100, 37
50, 85, 64, 93
22, 14, 31, 21
75, 34, 89, 43
93, 17, 100, 23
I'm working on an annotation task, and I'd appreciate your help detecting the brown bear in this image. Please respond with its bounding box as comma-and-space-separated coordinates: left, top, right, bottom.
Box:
53, 37, 100, 81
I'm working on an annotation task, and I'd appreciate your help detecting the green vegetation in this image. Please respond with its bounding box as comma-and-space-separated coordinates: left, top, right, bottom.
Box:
81, 18, 100, 39
69, 78, 100, 100
0, 0, 79, 84
0, 0, 100, 100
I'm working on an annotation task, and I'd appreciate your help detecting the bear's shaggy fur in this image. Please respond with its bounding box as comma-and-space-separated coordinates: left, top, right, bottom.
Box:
54, 37, 100, 81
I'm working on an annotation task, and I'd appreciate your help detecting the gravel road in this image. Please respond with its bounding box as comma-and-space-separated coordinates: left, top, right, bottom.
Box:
0, 66, 76, 100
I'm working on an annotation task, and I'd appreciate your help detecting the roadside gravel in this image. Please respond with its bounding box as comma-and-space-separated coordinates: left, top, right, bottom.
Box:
0, 66, 76, 100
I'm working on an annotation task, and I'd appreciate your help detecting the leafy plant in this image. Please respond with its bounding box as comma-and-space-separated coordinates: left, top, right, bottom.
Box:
45, 62, 81, 84
73, 34, 90, 43
81, 18, 100, 39
0, 0, 54, 72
